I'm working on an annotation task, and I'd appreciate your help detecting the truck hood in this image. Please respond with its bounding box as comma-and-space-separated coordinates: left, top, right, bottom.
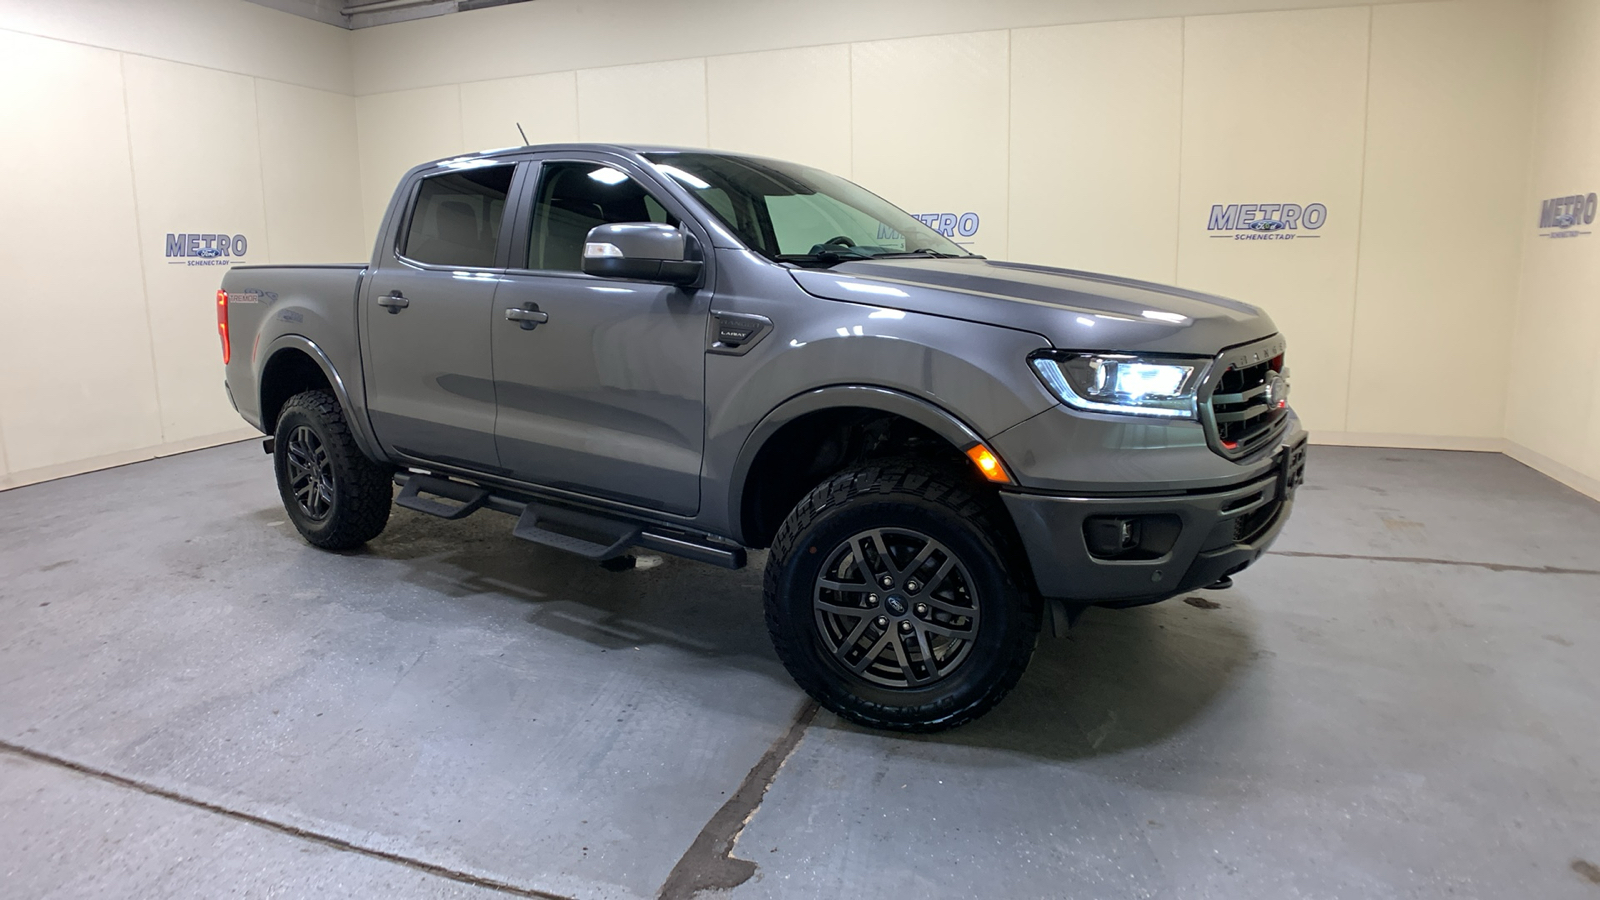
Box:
789, 257, 1276, 356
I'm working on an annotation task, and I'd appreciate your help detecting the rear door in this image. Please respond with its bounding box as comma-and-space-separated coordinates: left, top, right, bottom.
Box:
489, 155, 710, 515
362, 162, 519, 470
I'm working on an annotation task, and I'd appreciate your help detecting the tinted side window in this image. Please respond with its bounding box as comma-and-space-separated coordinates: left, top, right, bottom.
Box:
527, 162, 676, 272
402, 165, 515, 268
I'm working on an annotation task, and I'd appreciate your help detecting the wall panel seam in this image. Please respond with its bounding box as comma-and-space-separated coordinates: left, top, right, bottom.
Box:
1343, 4, 1378, 433
571, 70, 581, 142
117, 51, 170, 445
252, 79, 275, 264
845, 44, 854, 179
1173, 17, 1187, 285
701, 57, 711, 147
454, 82, 465, 151
0, 402, 11, 476
1004, 28, 1012, 262
1503, 0, 1556, 441
574, 70, 587, 140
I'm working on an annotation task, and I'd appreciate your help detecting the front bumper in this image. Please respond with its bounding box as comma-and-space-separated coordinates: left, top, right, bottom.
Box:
1001, 434, 1307, 605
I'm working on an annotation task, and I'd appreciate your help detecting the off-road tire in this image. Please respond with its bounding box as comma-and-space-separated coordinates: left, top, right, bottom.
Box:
764, 460, 1039, 732
273, 390, 392, 550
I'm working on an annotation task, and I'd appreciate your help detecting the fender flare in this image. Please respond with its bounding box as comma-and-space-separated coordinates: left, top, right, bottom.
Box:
725, 385, 989, 545
258, 335, 384, 462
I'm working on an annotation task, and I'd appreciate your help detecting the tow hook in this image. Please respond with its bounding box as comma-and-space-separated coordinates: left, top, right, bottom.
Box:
1206, 575, 1234, 590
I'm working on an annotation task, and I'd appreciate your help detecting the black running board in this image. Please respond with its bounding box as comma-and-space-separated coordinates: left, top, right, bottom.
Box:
513, 503, 638, 561
391, 473, 746, 569
395, 473, 489, 520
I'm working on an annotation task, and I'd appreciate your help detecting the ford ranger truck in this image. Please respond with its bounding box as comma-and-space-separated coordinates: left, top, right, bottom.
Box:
218, 145, 1306, 731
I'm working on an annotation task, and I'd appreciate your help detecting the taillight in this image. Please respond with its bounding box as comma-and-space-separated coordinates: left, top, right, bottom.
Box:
217, 289, 230, 364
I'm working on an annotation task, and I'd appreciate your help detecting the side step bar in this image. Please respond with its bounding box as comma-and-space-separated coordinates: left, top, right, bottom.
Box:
392, 473, 746, 570
513, 504, 638, 561
395, 473, 489, 520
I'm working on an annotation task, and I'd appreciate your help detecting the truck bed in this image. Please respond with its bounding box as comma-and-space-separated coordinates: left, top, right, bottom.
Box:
220, 264, 368, 433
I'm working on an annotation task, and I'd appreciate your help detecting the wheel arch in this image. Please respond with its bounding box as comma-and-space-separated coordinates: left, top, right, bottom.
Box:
729, 386, 993, 548
258, 336, 383, 462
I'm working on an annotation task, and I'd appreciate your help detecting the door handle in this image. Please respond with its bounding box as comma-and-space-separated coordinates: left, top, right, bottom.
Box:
505, 305, 549, 330
377, 292, 409, 313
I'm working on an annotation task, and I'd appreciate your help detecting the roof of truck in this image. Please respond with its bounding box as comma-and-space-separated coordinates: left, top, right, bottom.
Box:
425, 143, 759, 167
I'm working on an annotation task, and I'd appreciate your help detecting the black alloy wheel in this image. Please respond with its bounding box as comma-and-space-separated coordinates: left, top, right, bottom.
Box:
813, 527, 980, 688
284, 425, 334, 521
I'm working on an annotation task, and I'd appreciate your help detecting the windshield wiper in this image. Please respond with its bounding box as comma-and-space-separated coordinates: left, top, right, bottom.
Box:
773, 247, 983, 268
867, 249, 978, 260
774, 247, 875, 266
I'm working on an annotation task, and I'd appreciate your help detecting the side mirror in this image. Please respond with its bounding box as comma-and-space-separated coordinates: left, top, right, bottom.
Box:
582, 222, 702, 286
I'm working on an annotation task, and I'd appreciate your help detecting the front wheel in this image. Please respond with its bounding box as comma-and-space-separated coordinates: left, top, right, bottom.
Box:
763, 461, 1038, 731
273, 390, 392, 550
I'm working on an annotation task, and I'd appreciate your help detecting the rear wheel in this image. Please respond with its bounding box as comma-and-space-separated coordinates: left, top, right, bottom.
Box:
764, 461, 1038, 731
273, 390, 392, 550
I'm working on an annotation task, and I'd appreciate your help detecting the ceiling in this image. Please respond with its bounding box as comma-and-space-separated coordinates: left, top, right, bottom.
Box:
243, 0, 534, 30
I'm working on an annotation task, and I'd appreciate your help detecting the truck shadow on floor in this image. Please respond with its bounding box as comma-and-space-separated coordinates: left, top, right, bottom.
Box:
861, 601, 1263, 762
350, 506, 1261, 763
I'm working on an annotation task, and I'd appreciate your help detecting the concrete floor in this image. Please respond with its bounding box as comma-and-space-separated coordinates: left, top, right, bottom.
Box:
1, 444, 1597, 899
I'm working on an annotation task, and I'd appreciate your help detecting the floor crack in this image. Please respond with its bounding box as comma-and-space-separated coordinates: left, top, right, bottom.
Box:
1270, 550, 1600, 576
657, 699, 819, 900
0, 739, 572, 900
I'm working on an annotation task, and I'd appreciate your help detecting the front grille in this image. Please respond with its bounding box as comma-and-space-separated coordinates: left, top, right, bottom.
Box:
1205, 352, 1288, 458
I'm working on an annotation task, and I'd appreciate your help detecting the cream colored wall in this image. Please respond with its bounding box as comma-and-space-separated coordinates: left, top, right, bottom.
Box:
355, 85, 465, 247
462, 72, 578, 154
1348, 1, 1542, 441
347, 0, 1431, 98
0, 0, 351, 93
6, 0, 1590, 499
0, 5, 362, 490
1177, 7, 1373, 434
852, 31, 1013, 259
707, 45, 852, 176
0, 31, 164, 480
1010, 18, 1184, 284
1505, 0, 1600, 497
350, 0, 1544, 444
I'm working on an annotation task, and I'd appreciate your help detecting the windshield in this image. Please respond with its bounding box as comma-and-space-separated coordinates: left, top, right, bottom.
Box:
641, 152, 974, 266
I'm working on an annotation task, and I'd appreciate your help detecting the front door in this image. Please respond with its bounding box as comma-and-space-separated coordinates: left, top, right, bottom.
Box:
491, 157, 709, 515
363, 162, 516, 470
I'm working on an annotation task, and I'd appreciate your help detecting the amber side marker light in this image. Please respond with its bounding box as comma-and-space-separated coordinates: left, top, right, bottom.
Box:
216, 289, 230, 364
965, 443, 1012, 484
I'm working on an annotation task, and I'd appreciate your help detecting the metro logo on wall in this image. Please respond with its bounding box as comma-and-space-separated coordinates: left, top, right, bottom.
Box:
165, 232, 250, 266
1537, 193, 1596, 239
909, 211, 981, 243
1207, 203, 1327, 241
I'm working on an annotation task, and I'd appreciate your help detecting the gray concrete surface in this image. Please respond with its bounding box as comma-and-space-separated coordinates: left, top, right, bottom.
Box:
1, 444, 1597, 899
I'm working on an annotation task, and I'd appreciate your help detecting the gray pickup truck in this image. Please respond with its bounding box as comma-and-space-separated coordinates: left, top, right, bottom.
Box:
219, 144, 1305, 731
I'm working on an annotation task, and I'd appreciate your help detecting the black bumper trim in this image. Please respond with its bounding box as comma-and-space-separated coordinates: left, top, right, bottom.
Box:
1001, 437, 1306, 604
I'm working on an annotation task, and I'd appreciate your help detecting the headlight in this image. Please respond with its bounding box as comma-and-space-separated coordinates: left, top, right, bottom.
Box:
1030, 352, 1211, 419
